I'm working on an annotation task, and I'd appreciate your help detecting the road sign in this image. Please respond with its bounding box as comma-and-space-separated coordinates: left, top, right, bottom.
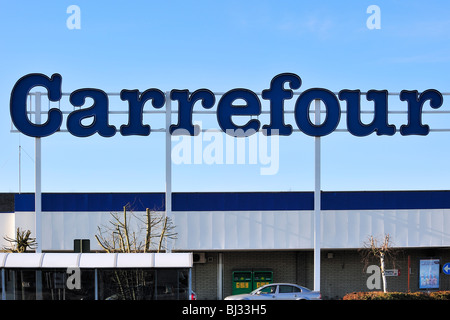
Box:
385, 269, 400, 277
443, 263, 450, 275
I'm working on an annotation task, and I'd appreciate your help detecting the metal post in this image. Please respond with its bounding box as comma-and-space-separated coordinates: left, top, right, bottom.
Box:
165, 92, 172, 253
35, 93, 42, 254
189, 268, 192, 300
19, 140, 21, 194
314, 99, 321, 292
94, 269, 98, 300
1, 269, 5, 300
217, 253, 223, 300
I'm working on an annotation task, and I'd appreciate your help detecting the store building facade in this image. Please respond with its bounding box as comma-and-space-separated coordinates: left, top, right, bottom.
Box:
1, 191, 450, 299
6, 72, 450, 299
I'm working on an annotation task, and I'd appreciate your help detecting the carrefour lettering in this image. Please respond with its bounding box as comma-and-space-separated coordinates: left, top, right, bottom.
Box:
10, 73, 444, 138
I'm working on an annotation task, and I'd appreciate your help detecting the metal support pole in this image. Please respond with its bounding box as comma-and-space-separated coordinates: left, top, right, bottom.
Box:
165, 92, 173, 253
1, 268, 5, 300
94, 269, 98, 300
314, 99, 321, 292
35, 92, 42, 254
19, 139, 21, 194
189, 268, 193, 300
217, 253, 223, 300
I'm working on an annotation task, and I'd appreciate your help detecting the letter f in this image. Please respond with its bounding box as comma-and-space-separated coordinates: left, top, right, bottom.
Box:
262, 73, 301, 136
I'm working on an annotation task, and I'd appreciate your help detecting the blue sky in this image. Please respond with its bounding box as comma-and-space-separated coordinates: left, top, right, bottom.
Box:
1, 0, 450, 193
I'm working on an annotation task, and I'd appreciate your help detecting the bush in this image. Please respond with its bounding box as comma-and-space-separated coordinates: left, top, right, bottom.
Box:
429, 291, 450, 300
343, 291, 450, 300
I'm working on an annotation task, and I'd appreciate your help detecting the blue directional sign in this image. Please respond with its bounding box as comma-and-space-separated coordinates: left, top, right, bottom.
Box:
443, 263, 450, 275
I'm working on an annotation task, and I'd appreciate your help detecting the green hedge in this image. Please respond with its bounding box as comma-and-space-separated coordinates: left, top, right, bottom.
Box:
343, 291, 450, 300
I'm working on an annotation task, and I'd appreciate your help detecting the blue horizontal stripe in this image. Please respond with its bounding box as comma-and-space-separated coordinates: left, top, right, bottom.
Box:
13, 191, 450, 212
172, 192, 313, 211
14, 193, 35, 212
15, 193, 165, 212
321, 191, 450, 210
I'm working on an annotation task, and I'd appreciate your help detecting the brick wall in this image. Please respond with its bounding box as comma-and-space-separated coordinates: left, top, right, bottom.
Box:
191, 249, 450, 300
192, 253, 219, 299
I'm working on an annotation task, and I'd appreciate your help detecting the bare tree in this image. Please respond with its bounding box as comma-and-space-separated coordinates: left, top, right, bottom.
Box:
94, 205, 177, 300
95, 205, 177, 253
360, 234, 397, 293
3, 228, 37, 253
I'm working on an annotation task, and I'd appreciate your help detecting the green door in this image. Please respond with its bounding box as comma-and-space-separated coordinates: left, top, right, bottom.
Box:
232, 271, 252, 295
252, 271, 273, 290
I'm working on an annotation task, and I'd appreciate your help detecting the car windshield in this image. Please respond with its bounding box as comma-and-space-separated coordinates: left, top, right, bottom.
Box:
250, 284, 311, 295
252, 285, 277, 295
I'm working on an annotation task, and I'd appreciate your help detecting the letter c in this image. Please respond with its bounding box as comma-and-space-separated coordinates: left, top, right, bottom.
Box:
10, 73, 63, 137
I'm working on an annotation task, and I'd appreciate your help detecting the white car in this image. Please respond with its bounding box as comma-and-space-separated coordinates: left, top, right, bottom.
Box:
224, 283, 321, 300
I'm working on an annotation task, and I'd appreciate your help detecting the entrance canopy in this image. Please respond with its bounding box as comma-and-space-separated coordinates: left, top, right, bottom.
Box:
0, 252, 193, 269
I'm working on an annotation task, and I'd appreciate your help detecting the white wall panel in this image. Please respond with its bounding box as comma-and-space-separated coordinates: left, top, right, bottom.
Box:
173, 209, 450, 251
14, 212, 34, 236
6, 209, 450, 251
406, 210, 420, 247
39, 211, 135, 251
444, 211, 450, 246
0, 213, 15, 248
172, 210, 315, 250
419, 210, 431, 246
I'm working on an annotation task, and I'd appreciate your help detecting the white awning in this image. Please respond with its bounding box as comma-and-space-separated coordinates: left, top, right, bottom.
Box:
154, 252, 192, 268
41, 253, 80, 268
2, 253, 44, 268
78, 253, 116, 268
0, 252, 14, 267
116, 253, 154, 268
0, 252, 192, 268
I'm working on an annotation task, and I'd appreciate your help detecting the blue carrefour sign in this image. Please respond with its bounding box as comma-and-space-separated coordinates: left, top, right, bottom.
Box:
10, 73, 443, 138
